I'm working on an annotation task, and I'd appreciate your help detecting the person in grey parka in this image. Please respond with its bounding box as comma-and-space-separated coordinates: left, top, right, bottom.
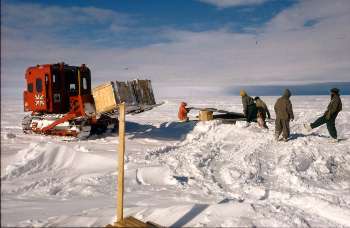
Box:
274, 89, 294, 141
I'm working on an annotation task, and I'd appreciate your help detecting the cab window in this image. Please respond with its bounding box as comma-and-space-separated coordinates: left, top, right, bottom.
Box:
53, 73, 60, 90
82, 77, 88, 90
80, 70, 91, 95
66, 69, 78, 96
36, 78, 42, 92
28, 83, 33, 92
70, 83, 77, 91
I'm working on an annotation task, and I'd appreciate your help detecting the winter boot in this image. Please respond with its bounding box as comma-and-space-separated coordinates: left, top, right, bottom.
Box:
274, 134, 280, 141
329, 138, 339, 143
304, 123, 312, 132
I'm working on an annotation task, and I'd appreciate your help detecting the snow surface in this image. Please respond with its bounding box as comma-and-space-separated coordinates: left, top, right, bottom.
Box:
1, 96, 350, 227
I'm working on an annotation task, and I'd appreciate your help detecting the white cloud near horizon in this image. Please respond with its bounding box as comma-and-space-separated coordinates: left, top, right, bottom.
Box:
1, 0, 350, 97
197, 0, 268, 8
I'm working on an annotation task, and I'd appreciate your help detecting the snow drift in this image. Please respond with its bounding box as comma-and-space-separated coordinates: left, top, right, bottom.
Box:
146, 120, 350, 226
2, 142, 117, 199
2, 96, 350, 227
136, 166, 177, 186
3, 142, 116, 179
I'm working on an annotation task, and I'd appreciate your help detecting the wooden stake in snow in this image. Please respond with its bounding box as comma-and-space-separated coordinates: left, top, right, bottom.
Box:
117, 102, 126, 222
108, 102, 161, 227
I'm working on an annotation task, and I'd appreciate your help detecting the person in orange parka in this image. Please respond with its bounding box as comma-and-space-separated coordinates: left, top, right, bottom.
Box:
178, 102, 191, 122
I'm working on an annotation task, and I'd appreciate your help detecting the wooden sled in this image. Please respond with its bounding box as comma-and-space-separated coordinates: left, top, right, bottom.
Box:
191, 107, 246, 123
106, 216, 162, 228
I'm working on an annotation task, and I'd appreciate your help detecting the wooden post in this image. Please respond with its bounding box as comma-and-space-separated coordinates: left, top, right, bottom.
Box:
116, 102, 126, 223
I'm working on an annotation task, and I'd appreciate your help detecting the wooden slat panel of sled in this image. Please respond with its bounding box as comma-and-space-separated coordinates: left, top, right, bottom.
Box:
114, 81, 138, 106
129, 79, 156, 106
115, 79, 156, 106
106, 216, 162, 228
92, 82, 118, 114
93, 80, 157, 115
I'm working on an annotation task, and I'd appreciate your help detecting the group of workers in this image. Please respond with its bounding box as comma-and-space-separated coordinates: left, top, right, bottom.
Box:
178, 88, 343, 142
240, 90, 272, 129
240, 88, 342, 142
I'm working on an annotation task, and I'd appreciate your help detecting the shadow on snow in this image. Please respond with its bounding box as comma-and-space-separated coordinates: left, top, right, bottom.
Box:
87, 120, 197, 141
126, 121, 197, 141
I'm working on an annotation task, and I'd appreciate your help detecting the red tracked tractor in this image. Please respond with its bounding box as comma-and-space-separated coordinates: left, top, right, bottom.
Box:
22, 63, 160, 138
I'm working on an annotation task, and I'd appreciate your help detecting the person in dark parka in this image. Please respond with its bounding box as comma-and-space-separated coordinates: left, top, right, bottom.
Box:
274, 89, 294, 141
240, 90, 257, 123
304, 88, 342, 142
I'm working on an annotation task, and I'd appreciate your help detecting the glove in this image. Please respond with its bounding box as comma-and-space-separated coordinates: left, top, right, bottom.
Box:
325, 113, 331, 120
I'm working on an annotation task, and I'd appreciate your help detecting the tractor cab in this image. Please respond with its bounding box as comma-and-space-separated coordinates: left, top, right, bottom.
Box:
24, 63, 93, 115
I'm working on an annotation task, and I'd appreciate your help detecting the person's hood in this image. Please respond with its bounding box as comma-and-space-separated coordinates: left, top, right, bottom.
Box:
330, 88, 340, 98
282, 89, 291, 98
240, 90, 247, 97
331, 93, 339, 98
180, 102, 187, 107
331, 88, 340, 94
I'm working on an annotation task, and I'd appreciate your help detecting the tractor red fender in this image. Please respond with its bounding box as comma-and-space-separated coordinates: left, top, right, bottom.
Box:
41, 112, 77, 133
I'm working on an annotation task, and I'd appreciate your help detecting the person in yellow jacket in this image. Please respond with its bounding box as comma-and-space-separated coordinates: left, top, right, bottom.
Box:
254, 96, 271, 129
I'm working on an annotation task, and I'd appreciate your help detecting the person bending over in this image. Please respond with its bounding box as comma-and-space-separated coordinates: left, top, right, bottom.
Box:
240, 90, 257, 123
178, 102, 191, 122
254, 96, 271, 129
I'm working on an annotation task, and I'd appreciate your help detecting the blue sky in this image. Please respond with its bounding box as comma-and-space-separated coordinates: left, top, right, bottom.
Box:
2, 0, 350, 96
4, 0, 297, 47
7, 0, 296, 31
